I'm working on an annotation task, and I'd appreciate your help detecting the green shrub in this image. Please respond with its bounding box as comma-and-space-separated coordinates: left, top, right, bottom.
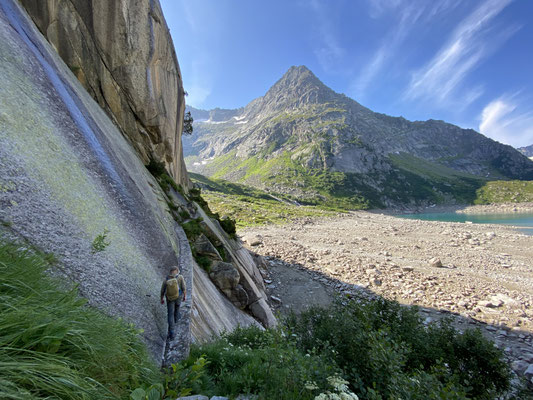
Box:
195, 255, 212, 272
179, 209, 190, 220
220, 217, 237, 239
146, 158, 166, 177
285, 297, 510, 399
182, 218, 204, 242
0, 242, 160, 399
186, 326, 339, 399
160, 173, 179, 193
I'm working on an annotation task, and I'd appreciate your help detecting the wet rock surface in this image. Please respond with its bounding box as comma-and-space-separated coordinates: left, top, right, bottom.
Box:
19, 0, 189, 186
243, 210, 533, 380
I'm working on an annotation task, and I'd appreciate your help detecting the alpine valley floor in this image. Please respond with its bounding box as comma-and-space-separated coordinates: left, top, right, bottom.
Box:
241, 207, 533, 382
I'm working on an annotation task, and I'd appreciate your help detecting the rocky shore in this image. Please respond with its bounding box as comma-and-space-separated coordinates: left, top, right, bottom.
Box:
242, 209, 533, 385
391, 202, 533, 215
458, 202, 533, 214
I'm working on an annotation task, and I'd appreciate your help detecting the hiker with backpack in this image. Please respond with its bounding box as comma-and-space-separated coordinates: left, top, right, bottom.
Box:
160, 266, 187, 340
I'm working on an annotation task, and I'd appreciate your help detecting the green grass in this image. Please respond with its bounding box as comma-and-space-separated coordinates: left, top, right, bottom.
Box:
0, 242, 160, 399
189, 173, 338, 227
474, 180, 533, 204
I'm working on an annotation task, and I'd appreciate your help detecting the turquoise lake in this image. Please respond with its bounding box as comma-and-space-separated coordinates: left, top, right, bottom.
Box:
398, 212, 533, 235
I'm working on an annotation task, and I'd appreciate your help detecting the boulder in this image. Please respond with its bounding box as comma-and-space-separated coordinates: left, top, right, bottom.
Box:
243, 234, 263, 246
250, 298, 278, 328
195, 234, 222, 261
429, 258, 443, 268
231, 284, 250, 309
525, 364, 533, 383
209, 262, 240, 292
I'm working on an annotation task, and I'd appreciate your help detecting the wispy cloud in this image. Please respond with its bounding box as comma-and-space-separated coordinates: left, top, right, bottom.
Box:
479, 94, 533, 147
354, 0, 462, 99
309, 0, 346, 72
354, 1, 428, 97
404, 0, 518, 107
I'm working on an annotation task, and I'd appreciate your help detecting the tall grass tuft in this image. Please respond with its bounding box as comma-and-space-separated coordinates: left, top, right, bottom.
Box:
0, 243, 160, 399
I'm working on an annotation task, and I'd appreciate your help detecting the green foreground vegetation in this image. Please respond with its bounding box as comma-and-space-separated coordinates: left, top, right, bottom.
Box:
180, 298, 513, 400
0, 241, 523, 399
0, 242, 160, 399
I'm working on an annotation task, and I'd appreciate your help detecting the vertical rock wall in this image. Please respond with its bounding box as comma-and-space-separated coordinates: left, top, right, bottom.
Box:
19, 0, 189, 188
1, 0, 275, 364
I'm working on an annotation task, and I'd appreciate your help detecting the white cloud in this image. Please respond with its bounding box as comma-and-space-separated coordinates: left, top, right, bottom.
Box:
404, 0, 517, 107
479, 96, 533, 147
354, 1, 426, 97
354, 0, 460, 98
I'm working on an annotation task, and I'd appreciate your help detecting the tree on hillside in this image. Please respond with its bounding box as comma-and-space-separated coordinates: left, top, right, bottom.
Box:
183, 111, 193, 135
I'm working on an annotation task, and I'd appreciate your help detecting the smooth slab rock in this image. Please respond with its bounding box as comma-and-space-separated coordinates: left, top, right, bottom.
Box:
0, 0, 183, 360
0, 0, 261, 364
20, 0, 189, 187
196, 206, 276, 328
191, 266, 260, 342
195, 234, 222, 260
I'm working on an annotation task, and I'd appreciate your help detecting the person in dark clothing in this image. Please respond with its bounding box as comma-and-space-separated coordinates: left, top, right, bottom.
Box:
160, 266, 187, 340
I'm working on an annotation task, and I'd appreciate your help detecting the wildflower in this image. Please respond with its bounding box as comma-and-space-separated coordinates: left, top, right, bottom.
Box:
305, 381, 319, 390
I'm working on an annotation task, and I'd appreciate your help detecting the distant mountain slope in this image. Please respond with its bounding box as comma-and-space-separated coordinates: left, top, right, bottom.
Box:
185, 66, 533, 208
518, 144, 533, 158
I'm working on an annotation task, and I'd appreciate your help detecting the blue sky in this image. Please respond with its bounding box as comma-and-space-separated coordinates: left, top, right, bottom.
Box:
160, 0, 533, 148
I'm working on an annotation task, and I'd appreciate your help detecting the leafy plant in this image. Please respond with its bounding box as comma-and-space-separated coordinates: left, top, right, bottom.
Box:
195, 255, 212, 272
182, 218, 204, 241
146, 158, 166, 177
130, 356, 208, 400
220, 217, 237, 239
92, 228, 111, 253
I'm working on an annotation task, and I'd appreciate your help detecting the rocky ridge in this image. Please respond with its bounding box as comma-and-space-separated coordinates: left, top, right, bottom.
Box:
185, 66, 533, 207
518, 144, 533, 160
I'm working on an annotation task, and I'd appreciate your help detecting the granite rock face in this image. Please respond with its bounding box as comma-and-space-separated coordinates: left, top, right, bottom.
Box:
19, 0, 189, 188
0, 0, 272, 364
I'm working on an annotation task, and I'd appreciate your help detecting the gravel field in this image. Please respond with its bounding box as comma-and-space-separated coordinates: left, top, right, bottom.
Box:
241, 207, 533, 382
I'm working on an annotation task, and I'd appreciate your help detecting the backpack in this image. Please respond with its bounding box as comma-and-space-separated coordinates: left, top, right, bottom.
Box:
166, 276, 181, 301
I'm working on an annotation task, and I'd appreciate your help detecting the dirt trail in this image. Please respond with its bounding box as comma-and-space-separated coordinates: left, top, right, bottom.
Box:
242, 210, 533, 380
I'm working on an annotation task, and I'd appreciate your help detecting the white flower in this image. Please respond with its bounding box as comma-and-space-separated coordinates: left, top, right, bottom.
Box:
327, 375, 349, 391
340, 393, 359, 400
305, 381, 319, 390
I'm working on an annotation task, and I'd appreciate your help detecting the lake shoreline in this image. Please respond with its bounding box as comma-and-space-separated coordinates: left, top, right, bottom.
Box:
242, 210, 533, 382
380, 202, 533, 215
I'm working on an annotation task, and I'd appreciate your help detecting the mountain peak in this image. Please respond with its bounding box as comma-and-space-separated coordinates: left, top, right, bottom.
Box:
276, 65, 321, 88
257, 65, 335, 109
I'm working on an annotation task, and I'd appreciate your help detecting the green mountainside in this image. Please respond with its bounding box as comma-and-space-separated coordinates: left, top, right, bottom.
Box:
184, 66, 533, 209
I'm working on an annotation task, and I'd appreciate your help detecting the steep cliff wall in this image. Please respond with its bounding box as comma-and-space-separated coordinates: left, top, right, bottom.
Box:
19, 0, 189, 188
0, 0, 273, 364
